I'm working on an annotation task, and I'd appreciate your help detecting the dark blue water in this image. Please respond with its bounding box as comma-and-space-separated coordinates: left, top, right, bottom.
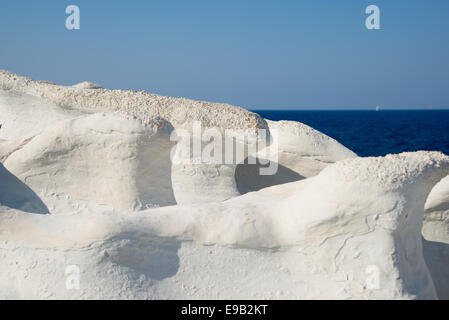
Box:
253, 110, 449, 157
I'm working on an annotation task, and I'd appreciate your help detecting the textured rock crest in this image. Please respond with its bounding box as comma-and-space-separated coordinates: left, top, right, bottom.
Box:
0, 70, 265, 130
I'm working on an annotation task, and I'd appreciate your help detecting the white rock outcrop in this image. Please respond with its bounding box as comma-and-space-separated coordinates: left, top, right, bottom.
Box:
2, 113, 175, 213
72, 81, 102, 90
1, 71, 448, 300
423, 176, 449, 299
1, 152, 448, 299
0, 71, 262, 207
425, 176, 449, 244
0, 70, 265, 130
235, 120, 357, 194
0, 71, 356, 206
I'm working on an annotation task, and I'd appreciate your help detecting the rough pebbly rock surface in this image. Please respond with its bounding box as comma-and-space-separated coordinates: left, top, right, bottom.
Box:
71, 81, 103, 90
0, 70, 266, 130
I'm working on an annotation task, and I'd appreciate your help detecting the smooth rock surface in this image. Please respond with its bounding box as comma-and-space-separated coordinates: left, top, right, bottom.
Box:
423, 175, 449, 299
424, 176, 449, 244
2, 112, 175, 213
235, 120, 357, 194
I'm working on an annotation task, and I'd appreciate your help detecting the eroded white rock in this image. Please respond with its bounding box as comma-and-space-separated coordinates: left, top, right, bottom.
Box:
1, 71, 448, 300
235, 120, 357, 194
1, 152, 447, 299
423, 175, 449, 299
2, 113, 175, 213
425, 176, 449, 244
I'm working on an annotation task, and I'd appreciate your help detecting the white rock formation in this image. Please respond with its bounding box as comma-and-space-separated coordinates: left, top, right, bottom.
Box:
425, 176, 449, 244
0, 71, 356, 206
1, 152, 448, 299
72, 81, 102, 90
0, 70, 264, 130
423, 176, 449, 299
1, 71, 448, 300
266, 120, 357, 176
2, 113, 175, 213
0, 89, 84, 141
0, 71, 264, 207
235, 120, 357, 194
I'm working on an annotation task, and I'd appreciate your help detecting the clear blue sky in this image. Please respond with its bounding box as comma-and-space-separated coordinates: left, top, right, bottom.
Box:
1, 0, 448, 109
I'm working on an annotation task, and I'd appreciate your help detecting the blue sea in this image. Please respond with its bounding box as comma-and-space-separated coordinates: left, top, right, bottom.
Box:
253, 110, 449, 157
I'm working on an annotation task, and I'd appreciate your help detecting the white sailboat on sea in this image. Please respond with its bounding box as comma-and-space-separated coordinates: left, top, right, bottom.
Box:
375, 105, 380, 112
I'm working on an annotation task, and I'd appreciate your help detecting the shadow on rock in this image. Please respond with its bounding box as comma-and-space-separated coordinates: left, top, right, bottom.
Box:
107, 237, 181, 281
423, 238, 449, 300
0, 163, 49, 214
235, 158, 304, 194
